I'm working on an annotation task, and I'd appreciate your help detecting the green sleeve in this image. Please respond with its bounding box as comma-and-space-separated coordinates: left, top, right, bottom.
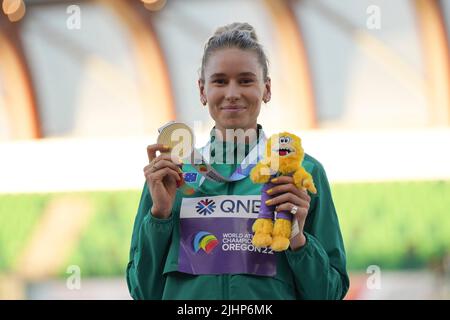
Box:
284, 162, 349, 300
126, 184, 174, 300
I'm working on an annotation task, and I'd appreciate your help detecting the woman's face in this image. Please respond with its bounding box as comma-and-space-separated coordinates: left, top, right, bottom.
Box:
199, 48, 271, 133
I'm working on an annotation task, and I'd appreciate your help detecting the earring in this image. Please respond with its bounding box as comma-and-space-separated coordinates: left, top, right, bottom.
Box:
201, 98, 207, 106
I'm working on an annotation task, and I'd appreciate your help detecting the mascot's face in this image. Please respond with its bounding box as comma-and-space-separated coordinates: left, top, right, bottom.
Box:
266, 132, 304, 173
276, 135, 295, 157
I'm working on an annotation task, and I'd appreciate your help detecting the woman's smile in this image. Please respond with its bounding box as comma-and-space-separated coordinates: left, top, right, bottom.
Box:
220, 105, 247, 112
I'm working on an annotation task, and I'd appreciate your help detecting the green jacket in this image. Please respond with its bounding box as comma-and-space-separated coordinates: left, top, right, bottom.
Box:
126, 140, 349, 300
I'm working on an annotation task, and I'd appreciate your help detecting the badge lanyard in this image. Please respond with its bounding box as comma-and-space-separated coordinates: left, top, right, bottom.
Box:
157, 122, 267, 188
194, 135, 266, 185
191, 129, 267, 189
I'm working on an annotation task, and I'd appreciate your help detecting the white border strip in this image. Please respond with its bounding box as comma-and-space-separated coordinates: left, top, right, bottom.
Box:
0, 129, 449, 194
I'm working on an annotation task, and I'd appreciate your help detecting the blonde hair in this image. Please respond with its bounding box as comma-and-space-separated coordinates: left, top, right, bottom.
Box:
200, 22, 269, 82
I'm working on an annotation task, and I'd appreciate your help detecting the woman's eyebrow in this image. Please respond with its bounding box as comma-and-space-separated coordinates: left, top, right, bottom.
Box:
209, 73, 227, 79
239, 72, 257, 77
209, 72, 257, 79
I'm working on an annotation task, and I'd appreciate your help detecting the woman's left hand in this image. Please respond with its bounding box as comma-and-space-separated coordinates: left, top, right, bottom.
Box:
266, 176, 311, 249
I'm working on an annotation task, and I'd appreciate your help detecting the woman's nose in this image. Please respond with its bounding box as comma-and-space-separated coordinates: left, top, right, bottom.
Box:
225, 81, 241, 101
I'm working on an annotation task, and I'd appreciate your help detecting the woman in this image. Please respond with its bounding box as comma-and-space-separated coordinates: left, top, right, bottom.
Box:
126, 22, 349, 300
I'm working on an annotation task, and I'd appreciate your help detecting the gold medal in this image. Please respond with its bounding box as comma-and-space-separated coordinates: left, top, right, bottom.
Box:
157, 121, 194, 160
157, 122, 195, 189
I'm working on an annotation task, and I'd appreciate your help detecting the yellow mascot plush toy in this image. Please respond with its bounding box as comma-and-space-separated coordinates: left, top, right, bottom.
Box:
250, 132, 317, 251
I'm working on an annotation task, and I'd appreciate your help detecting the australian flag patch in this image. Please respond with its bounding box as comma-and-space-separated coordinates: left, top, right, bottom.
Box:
183, 172, 198, 183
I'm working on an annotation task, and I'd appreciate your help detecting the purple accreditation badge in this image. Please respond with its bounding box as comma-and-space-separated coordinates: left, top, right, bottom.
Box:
178, 195, 277, 276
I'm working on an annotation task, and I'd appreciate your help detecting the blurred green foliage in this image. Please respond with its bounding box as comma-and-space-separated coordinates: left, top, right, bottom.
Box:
62, 191, 139, 277
0, 180, 449, 277
334, 180, 450, 270
0, 194, 47, 272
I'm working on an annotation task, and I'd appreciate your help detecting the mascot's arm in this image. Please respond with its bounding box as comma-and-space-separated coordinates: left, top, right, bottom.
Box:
293, 167, 317, 194
250, 161, 272, 184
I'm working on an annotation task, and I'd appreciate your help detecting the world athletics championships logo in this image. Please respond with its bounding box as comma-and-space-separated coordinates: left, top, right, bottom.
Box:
193, 231, 219, 254
195, 199, 216, 216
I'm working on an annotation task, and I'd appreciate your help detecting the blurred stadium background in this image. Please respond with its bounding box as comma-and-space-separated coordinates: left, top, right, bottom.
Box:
0, 0, 449, 299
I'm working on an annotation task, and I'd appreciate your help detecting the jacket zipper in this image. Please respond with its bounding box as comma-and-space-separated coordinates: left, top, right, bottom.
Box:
222, 147, 239, 299
223, 180, 234, 299
222, 274, 229, 299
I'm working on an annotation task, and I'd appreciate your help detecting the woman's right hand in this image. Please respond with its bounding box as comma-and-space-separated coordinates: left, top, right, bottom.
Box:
144, 144, 182, 219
